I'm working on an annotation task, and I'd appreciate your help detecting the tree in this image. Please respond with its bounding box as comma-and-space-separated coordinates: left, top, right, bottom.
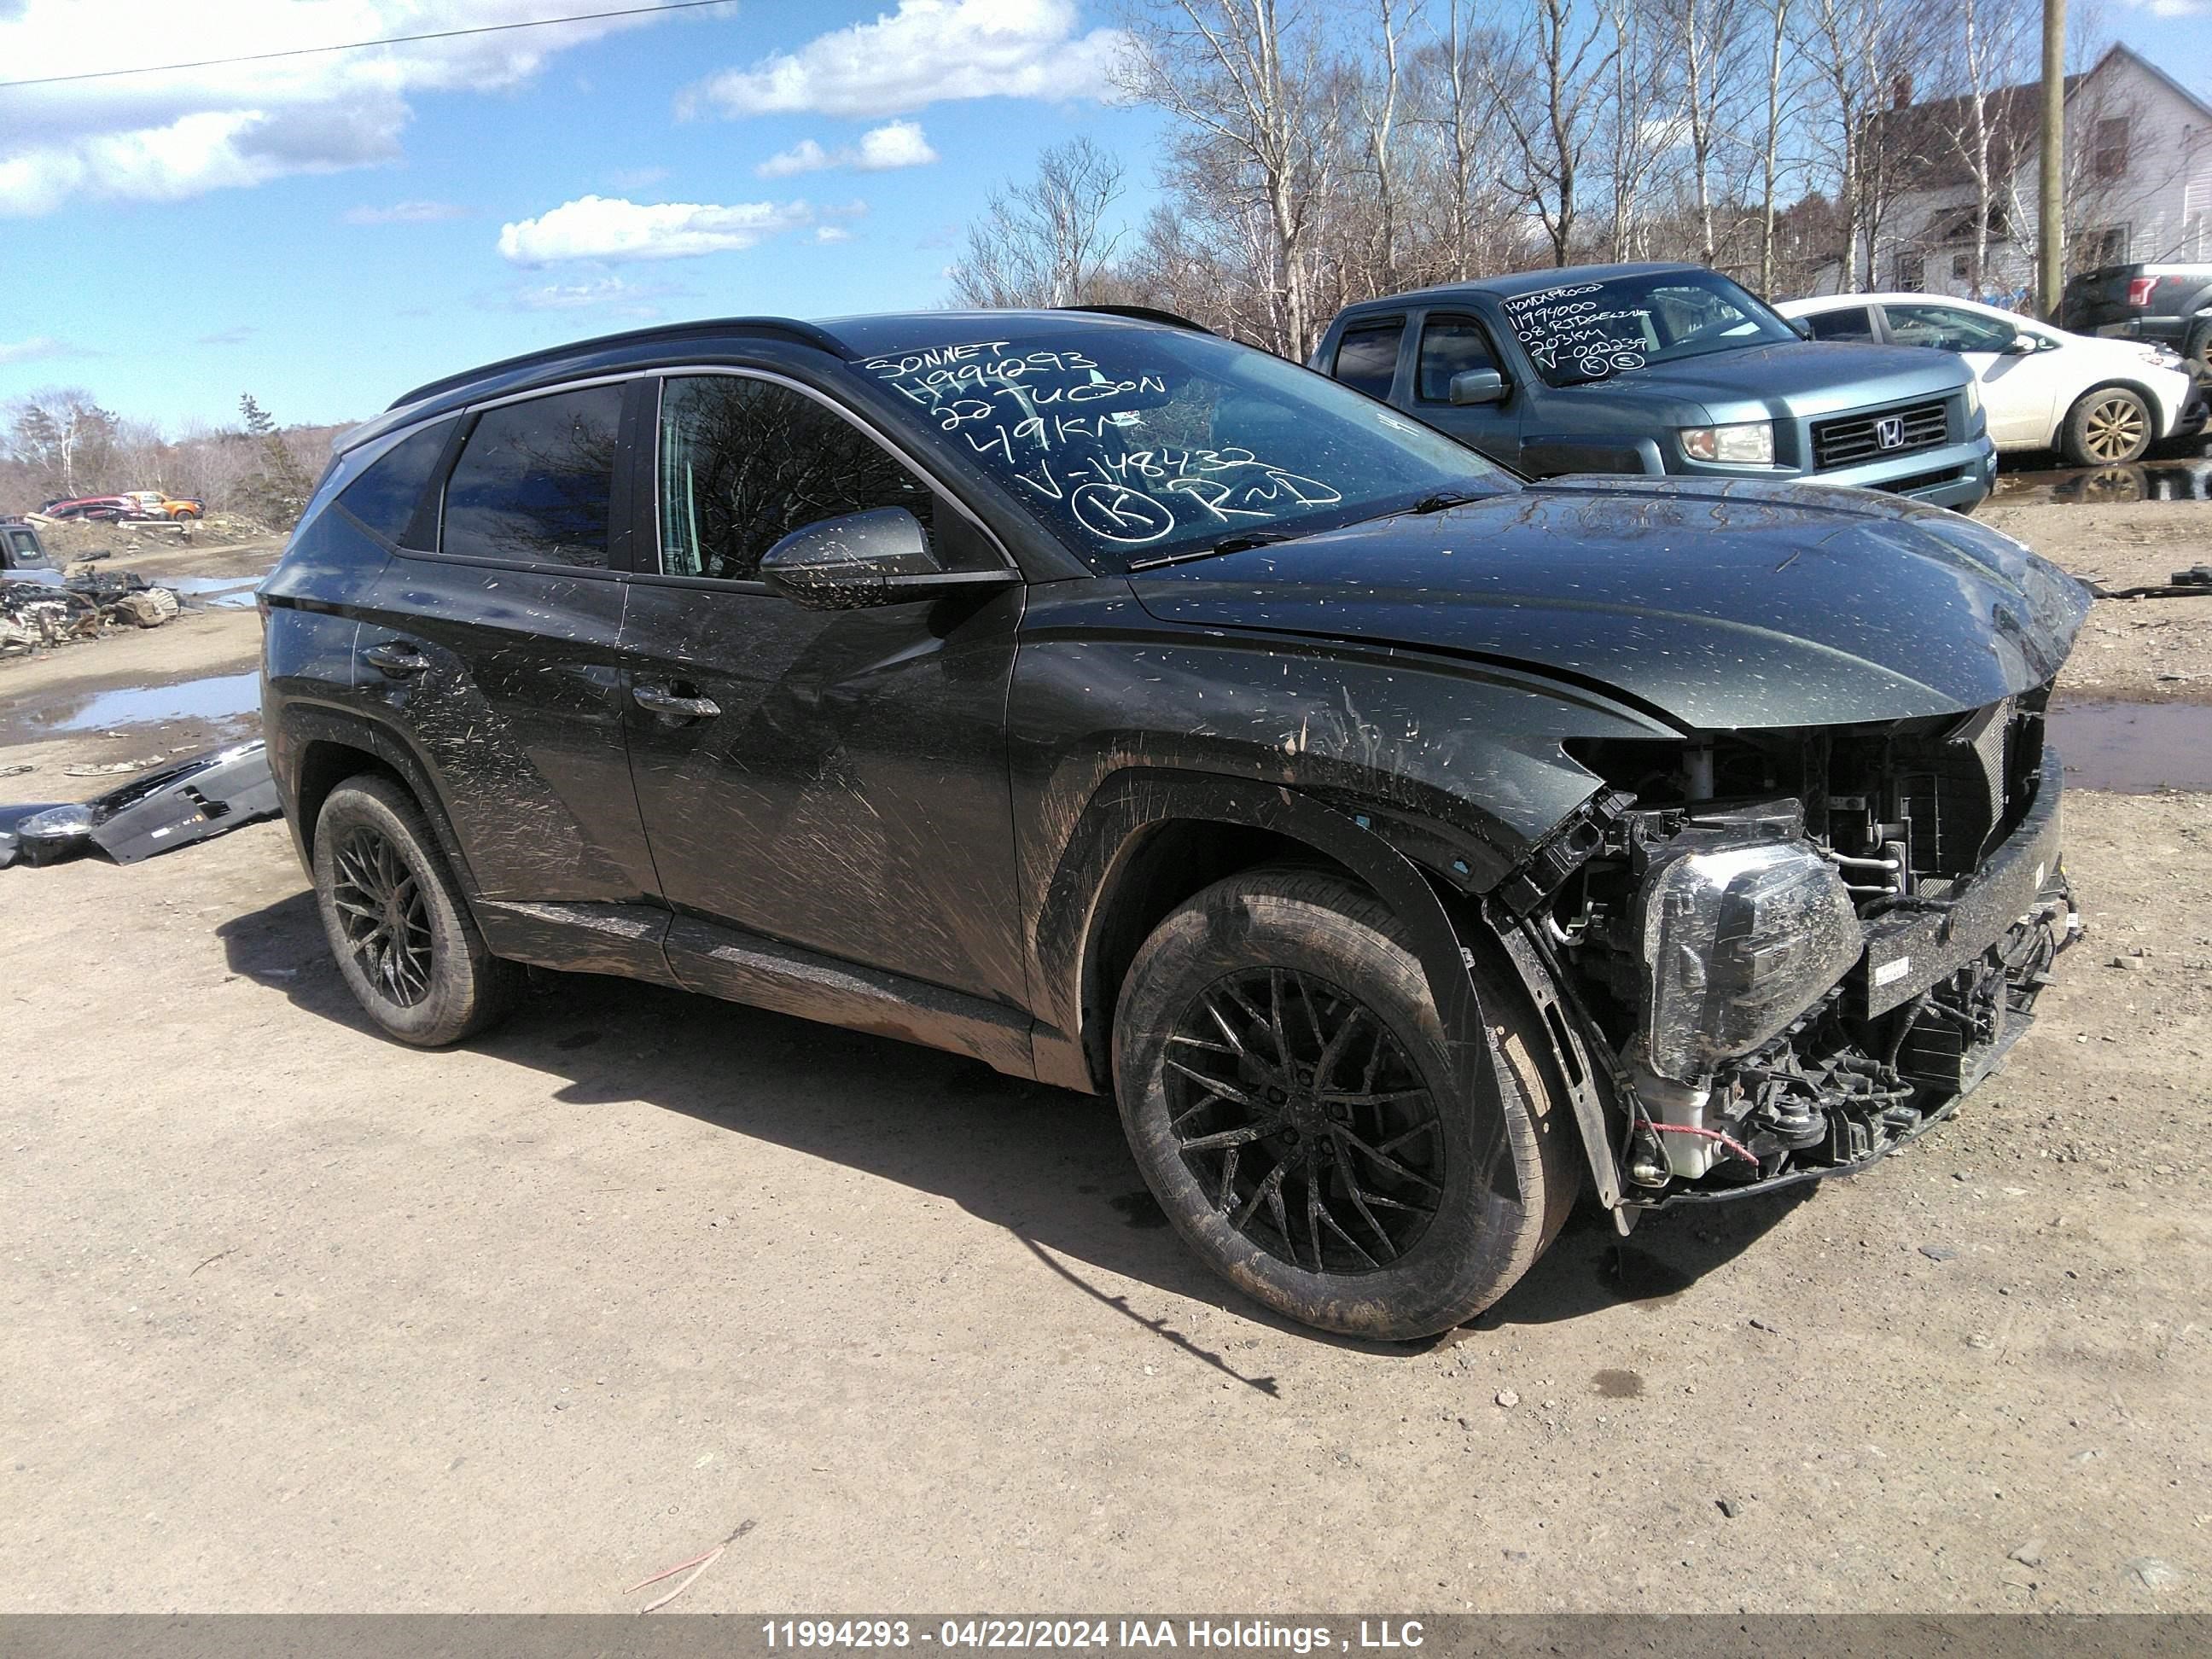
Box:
947, 138, 1130, 309
4, 387, 119, 501
236, 393, 318, 529
1118, 0, 1345, 358
1487, 0, 1618, 265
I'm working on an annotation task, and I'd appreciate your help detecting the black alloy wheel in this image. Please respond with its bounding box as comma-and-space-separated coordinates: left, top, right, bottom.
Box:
1164, 966, 1444, 1273
1114, 866, 1580, 1340
329, 825, 434, 1007
310, 772, 519, 1046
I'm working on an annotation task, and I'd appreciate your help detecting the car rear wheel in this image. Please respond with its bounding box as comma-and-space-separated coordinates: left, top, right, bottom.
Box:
2061, 386, 2152, 465
311, 774, 519, 1046
1112, 867, 1579, 1340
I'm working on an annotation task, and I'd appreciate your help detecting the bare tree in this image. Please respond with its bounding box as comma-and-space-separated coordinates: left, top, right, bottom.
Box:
1414, 2, 1499, 281
4, 387, 119, 502
1487, 0, 1619, 265
1351, 0, 1421, 294
1119, 0, 1345, 358
946, 137, 1129, 309
1754, 0, 1796, 292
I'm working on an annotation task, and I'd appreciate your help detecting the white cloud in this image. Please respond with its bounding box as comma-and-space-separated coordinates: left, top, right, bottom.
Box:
195, 325, 257, 346
0, 1, 692, 216
814, 225, 854, 243
607, 165, 671, 190
498, 194, 816, 264
757, 119, 939, 177
508, 276, 638, 310
2119, 0, 2204, 13
343, 200, 472, 224
496, 272, 688, 320
684, 0, 1126, 119
758, 139, 832, 178
0, 335, 79, 364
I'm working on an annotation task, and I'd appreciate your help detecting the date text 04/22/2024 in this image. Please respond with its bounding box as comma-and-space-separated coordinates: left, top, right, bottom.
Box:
759, 1621, 1429, 1652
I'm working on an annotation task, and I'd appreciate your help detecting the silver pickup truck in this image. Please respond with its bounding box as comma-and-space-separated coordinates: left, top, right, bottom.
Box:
1316, 262, 1999, 512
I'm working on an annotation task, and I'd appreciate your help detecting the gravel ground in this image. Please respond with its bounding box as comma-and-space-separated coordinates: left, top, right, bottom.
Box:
0, 504, 2206, 1615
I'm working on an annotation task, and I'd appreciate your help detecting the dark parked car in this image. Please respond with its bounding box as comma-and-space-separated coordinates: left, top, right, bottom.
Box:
2061, 263, 2212, 374
1315, 263, 1998, 511
1, 517, 52, 570
41, 493, 136, 521
261, 309, 2087, 1339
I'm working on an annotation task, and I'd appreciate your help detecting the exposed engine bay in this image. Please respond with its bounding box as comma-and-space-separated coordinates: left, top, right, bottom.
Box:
1511, 682, 2079, 1208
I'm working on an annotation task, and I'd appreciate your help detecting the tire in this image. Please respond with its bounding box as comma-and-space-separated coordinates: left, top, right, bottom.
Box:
1112, 867, 1580, 1340
2060, 385, 2152, 466
2184, 324, 2211, 380
311, 773, 519, 1046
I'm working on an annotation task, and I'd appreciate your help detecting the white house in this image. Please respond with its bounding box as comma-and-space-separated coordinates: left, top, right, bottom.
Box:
1818, 45, 2212, 305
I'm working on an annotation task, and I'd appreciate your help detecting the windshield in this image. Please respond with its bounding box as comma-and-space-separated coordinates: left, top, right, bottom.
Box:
1499, 271, 1798, 388
848, 325, 1515, 573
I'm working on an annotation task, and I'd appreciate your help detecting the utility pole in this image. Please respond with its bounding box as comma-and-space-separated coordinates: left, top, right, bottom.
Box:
2037, 0, 2065, 318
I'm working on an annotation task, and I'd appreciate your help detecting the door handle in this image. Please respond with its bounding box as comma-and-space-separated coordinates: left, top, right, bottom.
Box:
632, 681, 721, 721
361, 640, 431, 678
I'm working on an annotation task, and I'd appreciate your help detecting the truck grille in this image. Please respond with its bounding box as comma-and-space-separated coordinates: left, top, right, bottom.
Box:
1811, 399, 1951, 471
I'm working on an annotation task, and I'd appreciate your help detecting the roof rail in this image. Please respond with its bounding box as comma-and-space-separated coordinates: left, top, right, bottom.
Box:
1052, 304, 1215, 335
387, 316, 846, 410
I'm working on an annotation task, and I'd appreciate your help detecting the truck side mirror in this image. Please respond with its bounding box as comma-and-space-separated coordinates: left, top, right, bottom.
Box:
1449, 369, 1508, 406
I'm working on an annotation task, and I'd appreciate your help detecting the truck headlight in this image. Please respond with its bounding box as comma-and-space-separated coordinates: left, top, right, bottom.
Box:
1963, 377, 1982, 422
1679, 422, 1775, 464
1636, 837, 1865, 1084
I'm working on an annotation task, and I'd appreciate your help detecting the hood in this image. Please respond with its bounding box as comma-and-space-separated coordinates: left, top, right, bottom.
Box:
1128, 478, 2090, 732
1623, 340, 1968, 420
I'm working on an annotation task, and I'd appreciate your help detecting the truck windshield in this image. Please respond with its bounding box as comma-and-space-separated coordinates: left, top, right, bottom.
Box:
1499, 271, 1799, 388
849, 325, 1516, 573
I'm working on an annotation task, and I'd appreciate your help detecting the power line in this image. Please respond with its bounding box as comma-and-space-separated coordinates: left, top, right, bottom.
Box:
0, 1, 730, 91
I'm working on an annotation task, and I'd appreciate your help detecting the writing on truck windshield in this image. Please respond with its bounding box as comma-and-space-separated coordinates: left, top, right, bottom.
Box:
1501, 271, 1797, 388
853, 329, 1510, 571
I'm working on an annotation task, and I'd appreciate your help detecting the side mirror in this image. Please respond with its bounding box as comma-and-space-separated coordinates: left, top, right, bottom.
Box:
1449, 369, 1509, 406
2001, 332, 2038, 355
758, 507, 1019, 611
1788, 316, 1815, 339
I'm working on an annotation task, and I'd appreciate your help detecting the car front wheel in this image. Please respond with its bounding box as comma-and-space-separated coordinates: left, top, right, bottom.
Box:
1113, 868, 1579, 1340
2061, 386, 2153, 465
311, 774, 519, 1046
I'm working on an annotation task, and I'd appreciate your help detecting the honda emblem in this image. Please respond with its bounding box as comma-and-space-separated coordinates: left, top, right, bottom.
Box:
1875, 415, 1906, 450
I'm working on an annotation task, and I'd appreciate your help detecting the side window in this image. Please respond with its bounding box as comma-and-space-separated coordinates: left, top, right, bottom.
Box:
656, 375, 942, 583
1806, 306, 1876, 341
1415, 314, 1500, 402
1882, 304, 2017, 353
441, 385, 623, 568
1331, 321, 1404, 399
336, 417, 457, 545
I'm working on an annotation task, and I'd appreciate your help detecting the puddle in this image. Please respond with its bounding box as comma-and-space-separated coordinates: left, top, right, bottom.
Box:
1994, 448, 2212, 506
34, 672, 262, 734
2049, 699, 2212, 792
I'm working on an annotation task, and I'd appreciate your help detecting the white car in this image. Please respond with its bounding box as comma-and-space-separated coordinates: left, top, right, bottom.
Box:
1774, 293, 2205, 466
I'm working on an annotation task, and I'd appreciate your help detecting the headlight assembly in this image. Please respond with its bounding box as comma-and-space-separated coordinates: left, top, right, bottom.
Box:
1679, 421, 1776, 465
17, 803, 93, 842
1636, 833, 1866, 1085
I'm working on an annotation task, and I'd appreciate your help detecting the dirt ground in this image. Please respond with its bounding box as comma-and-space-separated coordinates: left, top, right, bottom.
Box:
1, 504, 2207, 1615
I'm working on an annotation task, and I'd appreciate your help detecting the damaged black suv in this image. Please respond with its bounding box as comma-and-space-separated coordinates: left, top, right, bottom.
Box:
261, 309, 2088, 1339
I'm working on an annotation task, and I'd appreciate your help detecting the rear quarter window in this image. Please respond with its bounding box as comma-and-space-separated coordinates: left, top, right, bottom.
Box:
442, 385, 625, 568
1331, 321, 1405, 399
335, 418, 457, 545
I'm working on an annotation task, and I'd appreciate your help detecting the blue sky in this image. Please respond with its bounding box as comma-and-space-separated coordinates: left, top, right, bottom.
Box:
0, 0, 2206, 431
0, 1, 1165, 428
